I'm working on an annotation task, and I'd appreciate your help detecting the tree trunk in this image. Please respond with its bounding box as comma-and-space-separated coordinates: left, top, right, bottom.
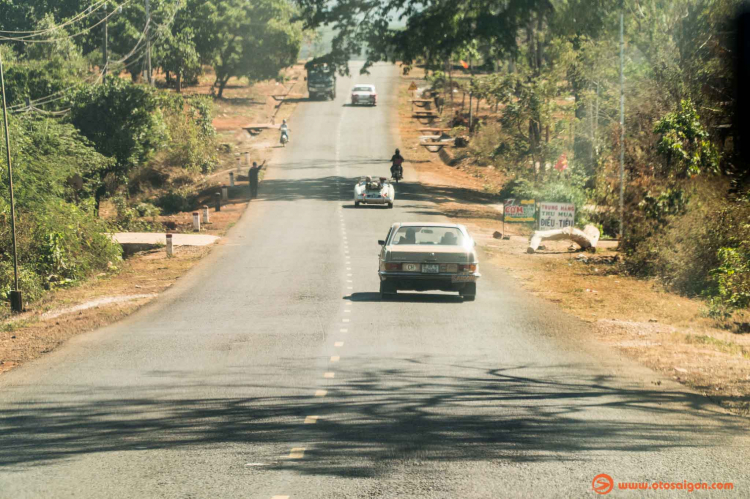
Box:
216, 75, 230, 98
176, 72, 182, 93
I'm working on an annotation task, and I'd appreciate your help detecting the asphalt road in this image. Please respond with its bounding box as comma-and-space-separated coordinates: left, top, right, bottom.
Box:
1, 63, 749, 498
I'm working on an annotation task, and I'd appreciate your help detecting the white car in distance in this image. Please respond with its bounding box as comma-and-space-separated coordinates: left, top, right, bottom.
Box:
354, 176, 395, 208
351, 84, 377, 106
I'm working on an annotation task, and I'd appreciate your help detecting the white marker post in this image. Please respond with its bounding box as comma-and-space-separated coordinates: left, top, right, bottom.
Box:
202, 205, 210, 224
236, 155, 241, 171
229, 172, 235, 187
192, 212, 200, 232
222, 186, 228, 201
166, 233, 173, 257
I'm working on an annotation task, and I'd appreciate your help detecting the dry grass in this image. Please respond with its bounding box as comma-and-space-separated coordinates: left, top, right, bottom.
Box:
397, 69, 750, 416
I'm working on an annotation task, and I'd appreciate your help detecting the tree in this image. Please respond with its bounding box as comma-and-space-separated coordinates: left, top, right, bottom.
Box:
68, 76, 169, 208
294, 0, 550, 74
155, 29, 201, 92
182, 0, 302, 98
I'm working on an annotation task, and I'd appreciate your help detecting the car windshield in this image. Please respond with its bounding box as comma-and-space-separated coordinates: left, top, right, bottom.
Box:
391, 226, 465, 246
353, 86, 373, 92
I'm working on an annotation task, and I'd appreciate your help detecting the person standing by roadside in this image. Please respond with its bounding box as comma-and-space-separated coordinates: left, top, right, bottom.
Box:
249, 160, 266, 199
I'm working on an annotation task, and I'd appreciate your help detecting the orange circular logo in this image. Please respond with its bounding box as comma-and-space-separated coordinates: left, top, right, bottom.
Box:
592, 474, 614, 495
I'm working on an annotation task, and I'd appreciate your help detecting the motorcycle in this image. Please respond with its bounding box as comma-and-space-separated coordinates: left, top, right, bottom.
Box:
280, 130, 289, 147
391, 165, 403, 183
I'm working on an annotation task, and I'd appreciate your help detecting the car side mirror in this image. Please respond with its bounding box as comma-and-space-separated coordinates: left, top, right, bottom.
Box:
378, 240, 386, 246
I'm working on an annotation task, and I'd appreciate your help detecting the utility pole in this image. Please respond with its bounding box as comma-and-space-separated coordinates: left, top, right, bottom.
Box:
145, 0, 153, 85
0, 51, 22, 313
102, 1, 108, 78
618, 1, 625, 242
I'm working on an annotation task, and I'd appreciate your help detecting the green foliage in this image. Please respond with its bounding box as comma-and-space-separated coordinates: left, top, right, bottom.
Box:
639, 188, 689, 225
155, 29, 202, 91
111, 196, 163, 232
161, 95, 218, 174
653, 100, 719, 177
707, 248, 750, 318
181, 0, 303, 97
154, 186, 198, 214
1, 114, 113, 208
135, 202, 161, 217
69, 77, 169, 185
0, 114, 121, 305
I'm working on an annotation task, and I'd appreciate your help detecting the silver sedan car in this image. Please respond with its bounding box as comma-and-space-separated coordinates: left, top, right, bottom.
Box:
378, 223, 480, 300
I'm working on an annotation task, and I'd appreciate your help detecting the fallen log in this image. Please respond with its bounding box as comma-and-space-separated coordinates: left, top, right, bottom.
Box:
527, 224, 600, 254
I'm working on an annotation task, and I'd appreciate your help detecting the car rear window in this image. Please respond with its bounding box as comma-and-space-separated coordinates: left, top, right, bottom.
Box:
353, 86, 373, 92
391, 227, 464, 246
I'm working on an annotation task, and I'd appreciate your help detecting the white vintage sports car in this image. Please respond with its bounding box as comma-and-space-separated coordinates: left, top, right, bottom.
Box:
351, 84, 377, 106
354, 176, 395, 208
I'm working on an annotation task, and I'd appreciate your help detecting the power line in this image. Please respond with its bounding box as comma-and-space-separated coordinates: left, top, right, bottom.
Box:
0, 0, 130, 44
6, 1, 181, 113
0, 0, 108, 35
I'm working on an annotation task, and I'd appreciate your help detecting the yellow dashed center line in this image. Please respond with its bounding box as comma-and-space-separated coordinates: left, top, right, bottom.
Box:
334, 342, 344, 347
314, 389, 328, 397
304, 416, 320, 424
323, 372, 335, 378
330, 356, 340, 362
288, 448, 305, 459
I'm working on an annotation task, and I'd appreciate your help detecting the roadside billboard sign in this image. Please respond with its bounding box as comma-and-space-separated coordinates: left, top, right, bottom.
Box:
504, 199, 536, 223
539, 202, 575, 229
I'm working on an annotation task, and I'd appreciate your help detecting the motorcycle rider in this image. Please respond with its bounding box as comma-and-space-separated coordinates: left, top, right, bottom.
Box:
280, 119, 290, 144
390, 148, 404, 179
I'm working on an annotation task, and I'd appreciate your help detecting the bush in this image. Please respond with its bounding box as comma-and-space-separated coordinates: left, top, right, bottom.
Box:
154, 186, 198, 214
0, 261, 44, 304
135, 202, 161, 218
111, 197, 163, 232
161, 95, 218, 174
69, 77, 169, 185
0, 200, 122, 298
625, 182, 750, 310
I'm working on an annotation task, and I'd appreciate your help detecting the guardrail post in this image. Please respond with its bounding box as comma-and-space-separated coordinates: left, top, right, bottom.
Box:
222, 186, 228, 201
192, 211, 200, 232
215, 192, 221, 212
202, 205, 210, 224
229, 172, 235, 187
166, 233, 173, 257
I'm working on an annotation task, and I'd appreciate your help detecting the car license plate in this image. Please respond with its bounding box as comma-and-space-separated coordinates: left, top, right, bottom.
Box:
422, 264, 439, 273
452, 274, 474, 282
367, 193, 380, 198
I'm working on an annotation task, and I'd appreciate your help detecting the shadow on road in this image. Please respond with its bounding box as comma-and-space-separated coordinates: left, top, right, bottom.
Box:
0, 359, 743, 475
258, 176, 503, 210
346, 292, 463, 303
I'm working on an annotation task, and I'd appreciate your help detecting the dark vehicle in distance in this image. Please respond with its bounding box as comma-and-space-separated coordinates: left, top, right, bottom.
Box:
306, 62, 336, 100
